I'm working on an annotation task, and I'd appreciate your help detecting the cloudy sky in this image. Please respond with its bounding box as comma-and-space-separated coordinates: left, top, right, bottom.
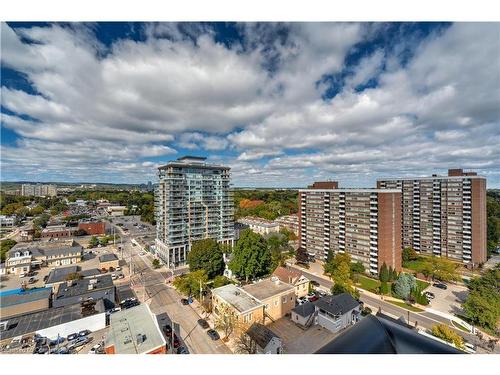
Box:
1, 22, 499, 187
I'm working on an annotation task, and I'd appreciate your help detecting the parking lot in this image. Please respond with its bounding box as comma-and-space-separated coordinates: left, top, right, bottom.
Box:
424, 282, 469, 316
110, 215, 155, 237
267, 317, 339, 354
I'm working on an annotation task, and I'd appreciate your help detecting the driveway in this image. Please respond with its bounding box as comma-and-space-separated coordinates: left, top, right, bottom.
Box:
424, 282, 469, 316
267, 317, 338, 354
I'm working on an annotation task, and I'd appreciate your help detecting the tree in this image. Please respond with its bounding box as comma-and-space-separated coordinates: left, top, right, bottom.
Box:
402, 247, 418, 263
229, 229, 271, 282
267, 233, 288, 271
88, 236, 99, 248
152, 259, 161, 269
295, 246, 309, 265
29, 205, 45, 216
173, 270, 208, 298
99, 237, 109, 246
187, 238, 225, 279
411, 284, 429, 305
462, 266, 500, 332
0, 239, 17, 262
393, 273, 416, 300
212, 275, 232, 288
379, 281, 390, 295
418, 256, 461, 282
66, 272, 83, 281
214, 303, 237, 340
235, 331, 257, 354
350, 261, 365, 275
431, 324, 464, 349
326, 252, 359, 299
379, 262, 390, 283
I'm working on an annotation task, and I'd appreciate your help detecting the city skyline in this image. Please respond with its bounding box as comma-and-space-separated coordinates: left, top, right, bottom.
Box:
1, 22, 499, 188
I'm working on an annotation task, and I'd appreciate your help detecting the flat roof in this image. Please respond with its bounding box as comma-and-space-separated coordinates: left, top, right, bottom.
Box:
299, 189, 401, 193
99, 253, 119, 262
46, 266, 79, 284
212, 284, 263, 314
106, 304, 166, 354
378, 175, 485, 181
54, 275, 114, 300
242, 279, 295, 302
0, 287, 52, 308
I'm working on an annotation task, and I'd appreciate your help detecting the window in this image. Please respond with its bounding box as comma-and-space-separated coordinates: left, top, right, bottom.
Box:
274, 299, 279, 307
282, 296, 287, 304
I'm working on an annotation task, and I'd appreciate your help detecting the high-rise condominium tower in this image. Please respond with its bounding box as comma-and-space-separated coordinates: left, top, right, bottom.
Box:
154, 156, 234, 267
377, 169, 487, 265
299, 182, 402, 275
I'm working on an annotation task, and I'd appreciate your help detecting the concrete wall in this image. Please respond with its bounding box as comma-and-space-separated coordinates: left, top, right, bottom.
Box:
37, 312, 106, 340
261, 289, 296, 324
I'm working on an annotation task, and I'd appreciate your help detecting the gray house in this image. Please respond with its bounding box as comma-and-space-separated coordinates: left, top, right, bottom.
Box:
246, 323, 283, 354
291, 301, 316, 328
314, 293, 361, 333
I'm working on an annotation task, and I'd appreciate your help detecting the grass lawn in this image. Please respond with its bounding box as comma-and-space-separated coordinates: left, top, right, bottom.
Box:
356, 275, 380, 291
403, 258, 428, 272
451, 320, 470, 332
387, 300, 425, 312
416, 279, 430, 290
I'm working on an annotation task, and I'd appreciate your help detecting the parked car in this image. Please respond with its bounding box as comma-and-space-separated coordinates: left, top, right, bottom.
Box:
464, 342, 477, 353
36, 346, 49, 354
57, 347, 70, 354
206, 329, 220, 341
310, 280, 320, 287
424, 291, 436, 299
111, 273, 117, 280
43, 275, 49, 282
68, 337, 91, 350
118, 274, 124, 279
197, 319, 209, 329
433, 283, 448, 290
172, 334, 180, 348
307, 295, 319, 302
49, 337, 65, 346
177, 346, 189, 354
297, 297, 307, 305
67, 333, 78, 341
28, 277, 36, 284
89, 344, 102, 354
107, 307, 121, 314
180, 298, 189, 305
78, 330, 91, 337
163, 324, 172, 336
116, 267, 121, 271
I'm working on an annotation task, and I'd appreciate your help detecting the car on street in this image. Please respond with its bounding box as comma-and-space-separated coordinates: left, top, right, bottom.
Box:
107, 307, 121, 314
433, 283, 448, 290
206, 329, 220, 341
78, 330, 91, 337
172, 334, 180, 348
180, 298, 189, 305
177, 346, 189, 354
197, 319, 209, 329
67, 333, 78, 341
28, 277, 36, 284
68, 336, 92, 350
424, 291, 435, 299
464, 342, 477, 354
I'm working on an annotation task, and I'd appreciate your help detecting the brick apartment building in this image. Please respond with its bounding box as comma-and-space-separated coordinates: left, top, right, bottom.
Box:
298, 181, 402, 275
377, 169, 487, 265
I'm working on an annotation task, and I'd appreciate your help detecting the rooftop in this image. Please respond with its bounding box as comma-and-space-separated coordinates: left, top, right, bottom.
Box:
212, 284, 263, 314
106, 304, 166, 354
246, 322, 280, 349
45, 265, 79, 284
291, 301, 316, 318
79, 268, 102, 278
0, 287, 52, 308
272, 266, 304, 284
242, 278, 295, 302
54, 275, 114, 300
299, 188, 402, 193
314, 293, 360, 316
99, 253, 119, 263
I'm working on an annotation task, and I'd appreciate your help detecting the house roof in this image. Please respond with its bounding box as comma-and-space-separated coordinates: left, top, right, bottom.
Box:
242, 278, 295, 302
79, 268, 102, 278
272, 266, 306, 285
292, 301, 316, 318
46, 265, 79, 284
315, 293, 360, 316
246, 323, 280, 349
99, 253, 119, 263
8, 240, 82, 258
106, 304, 166, 354
55, 275, 114, 300
212, 284, 263, 313
0, 287, 52, 308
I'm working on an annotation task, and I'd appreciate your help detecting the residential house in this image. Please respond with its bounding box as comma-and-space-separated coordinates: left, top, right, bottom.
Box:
212, 284, 265, 326
291, 302, 316, 328
272, 266, 310, 298
314, 293, 361, 333
238, 217, 280, 236
246, 322, 283, 354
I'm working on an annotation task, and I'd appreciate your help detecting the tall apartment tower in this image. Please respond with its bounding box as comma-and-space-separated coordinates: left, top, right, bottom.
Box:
377, 169, 487, 265
154, 156, 235, 267
299, 181, 402, 275
21, 184, 57, 197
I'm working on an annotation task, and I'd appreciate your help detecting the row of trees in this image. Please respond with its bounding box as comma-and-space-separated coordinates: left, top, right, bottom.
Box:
323, 251, 361, 298
234, 189, 298, 220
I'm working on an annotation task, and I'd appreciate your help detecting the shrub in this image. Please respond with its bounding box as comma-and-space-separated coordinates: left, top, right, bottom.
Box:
393, 273, 416, 300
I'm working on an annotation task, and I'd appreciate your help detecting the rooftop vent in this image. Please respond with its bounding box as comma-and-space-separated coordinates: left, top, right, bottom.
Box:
234, 291, 240, 296
88, 284, 94, 290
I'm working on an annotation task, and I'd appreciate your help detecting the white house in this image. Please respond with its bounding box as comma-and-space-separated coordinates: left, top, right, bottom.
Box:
246, 322, 283, 354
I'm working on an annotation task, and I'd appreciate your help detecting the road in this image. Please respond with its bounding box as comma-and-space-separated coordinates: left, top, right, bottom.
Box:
109, 221, 231, 354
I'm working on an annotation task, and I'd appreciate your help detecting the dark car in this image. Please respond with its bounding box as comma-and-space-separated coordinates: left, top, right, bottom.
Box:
162, 324, 172, 336
180, 298, 189, 305
78, 329, 91, 337
433, 283, 448, 290
310, 280, 320, 287
206, 329, 220, 341
177, 346, 189, 354
172, 334, 180, 348
197, 319, 209, 329
49, 337, 65, 346
28, 277, 36, 284
67, 333, 78, 341
43, 275, 49, 282
36, 346, 49, 354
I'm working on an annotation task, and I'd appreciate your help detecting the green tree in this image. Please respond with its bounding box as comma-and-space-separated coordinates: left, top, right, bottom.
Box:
326, 252, 359, 299
213, 275, 232, 288
350, 261, 365, 275
187, 238, 225, 279
152, 259, 161, 269
420, 256, 461, 282
29, 205, 45, 216
431, 324, 465, 349
411, 284, 429, 305
379, 262, 390, 283
88, 236, 99, 248
462, 266, 500, 332
379, 281, 390, 295
486, 193, 500, 256
229, 229, 271, 282
0, 239, 17, 262
172, 270, 208, 298
402, 247, 418, 263
99, 237, 109, 246
267, 233, 289, 271
393, 273, 416, 300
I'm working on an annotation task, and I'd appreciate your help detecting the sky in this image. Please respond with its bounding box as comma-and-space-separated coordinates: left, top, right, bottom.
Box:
1, 22, 499, 188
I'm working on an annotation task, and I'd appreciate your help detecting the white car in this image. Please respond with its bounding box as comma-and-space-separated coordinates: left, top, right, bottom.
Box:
116, 267, 121, 271
464, 342, 477, 353
89, 344, 102, 354
111, 273, 117, 280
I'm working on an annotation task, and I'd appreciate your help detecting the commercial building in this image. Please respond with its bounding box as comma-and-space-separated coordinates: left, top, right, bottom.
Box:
274, 214, 299, 236
154, 156, 234, 267
212, 284, 264, 326
99, 253, 120, 270
52, 274, 116, 309
238, 217, 280, 235
21, 184, 57, 197
78, 220, 106, 235
0, 287, 52, 320
377, 169, 487, 265
107, 206, 126, 216
105, 304, 167, 354
299, 181, 402, 275
41, 224, 72, 239
272, 266, 310, 298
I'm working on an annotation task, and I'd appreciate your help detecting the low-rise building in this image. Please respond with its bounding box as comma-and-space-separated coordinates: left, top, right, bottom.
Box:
212, 284, 265, 326
272, 266, 310, 298
314, 293, 361, 333
246, 322, 283, 354
0, 287, 52, 320
107, 206, 126, 216
274, 215, 299, 236
0, 215, 17, 227
53, 274, 116, 309
242, 278, 296, 324
99, 253, 119, 270
238, 217, 280, 236
41, 224, 72, 239
19, 224, 35, 242
105, 304, 167, 354
78, 220, 106, 235
291, 301, 316, 328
